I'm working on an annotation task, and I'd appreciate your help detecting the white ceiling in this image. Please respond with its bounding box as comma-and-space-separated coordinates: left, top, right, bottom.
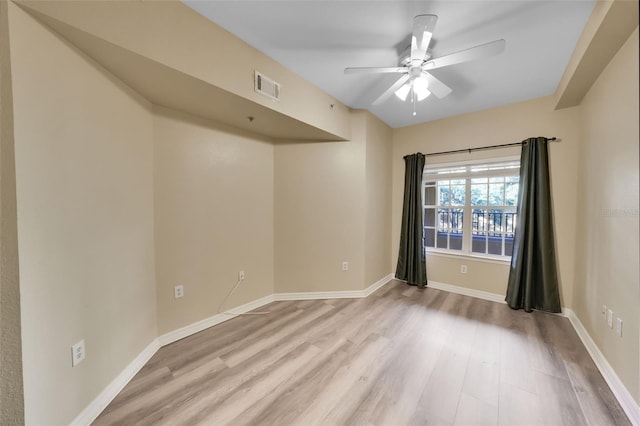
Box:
184, 1, 595, 128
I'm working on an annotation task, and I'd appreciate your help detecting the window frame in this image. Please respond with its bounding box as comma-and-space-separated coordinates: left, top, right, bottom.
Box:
423, 156, 520, 261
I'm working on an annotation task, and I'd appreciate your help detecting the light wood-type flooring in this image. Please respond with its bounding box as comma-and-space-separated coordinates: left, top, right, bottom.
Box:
94, 280, 630, 425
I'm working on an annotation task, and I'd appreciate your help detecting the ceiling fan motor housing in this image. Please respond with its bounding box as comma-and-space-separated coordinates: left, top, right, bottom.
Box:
399, 47, 432, 67
409, 66, 423, 79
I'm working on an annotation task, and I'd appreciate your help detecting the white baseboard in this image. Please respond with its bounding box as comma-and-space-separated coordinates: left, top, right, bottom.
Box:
364, 273, 395, 296
274, 290, 364, 300
274, 273, 394, 301
70, 338, 160, 426
427, 280, 506, 304
157, 294, 276, 347
565, 309, 640, 425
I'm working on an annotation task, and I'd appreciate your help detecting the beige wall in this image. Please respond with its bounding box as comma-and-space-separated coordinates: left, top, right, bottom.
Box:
365, 114, 393, 285
274, 110, 393, 294
573, 27, 639, 403
274, 112, 367, 293
9, 4, 158, 424
16, 0, 352, 141
153, 107, 275, 334
392, 96, 581, 305
0, 0, 24, 423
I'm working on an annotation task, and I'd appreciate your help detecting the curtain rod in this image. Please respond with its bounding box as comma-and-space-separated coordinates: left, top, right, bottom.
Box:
417, 137, 558, 158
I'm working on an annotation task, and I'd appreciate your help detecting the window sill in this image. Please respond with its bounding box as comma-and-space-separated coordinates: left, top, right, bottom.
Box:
426, 249, 511, 266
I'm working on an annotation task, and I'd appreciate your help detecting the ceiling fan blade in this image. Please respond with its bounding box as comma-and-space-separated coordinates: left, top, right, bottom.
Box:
344, 67, 407, 75
423, 39, 506, 71
421, 72, 452, 99
372, 74, 411, 106
411, 14, 438, 64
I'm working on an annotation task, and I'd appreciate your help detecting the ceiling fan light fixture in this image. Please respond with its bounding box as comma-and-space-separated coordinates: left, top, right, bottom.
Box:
395, 84, 411, 101
413, 77, 430, 101
416, 89, 431, 101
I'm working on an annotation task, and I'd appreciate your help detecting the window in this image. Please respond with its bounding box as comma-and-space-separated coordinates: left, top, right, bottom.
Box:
423, 159, 520, 259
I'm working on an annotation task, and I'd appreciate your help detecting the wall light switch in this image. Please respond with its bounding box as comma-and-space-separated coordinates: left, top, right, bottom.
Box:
460, 265, 467, 274
616, 318, 623, 337
606, 309, 613, 328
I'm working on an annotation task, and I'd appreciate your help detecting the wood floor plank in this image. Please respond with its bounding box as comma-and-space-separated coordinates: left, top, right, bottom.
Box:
463, 355, 500, 409
499, 314, 538, 395
288, 334, 391, 426
93, 280, 630, 426
365, 290, 451, 424
153, 340, 316, 425
525, 314, 570, 380
534, 370, 588, 425
228, 337, 355, 425
454, 392, 498, 426
326, 299, 435, 425
97, 366, 173, 417
177, 343, 322, 425
221, 302, 334, 367
93, 356, 228, 425
409, 294, 478, 425
563, 360, 632, 426
143, 302, 303, 373
497, 382, 544, 426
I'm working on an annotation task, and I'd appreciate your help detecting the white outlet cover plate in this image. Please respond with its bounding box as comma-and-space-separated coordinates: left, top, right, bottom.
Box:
72, 340, 85, 367
174, 285, 184, 299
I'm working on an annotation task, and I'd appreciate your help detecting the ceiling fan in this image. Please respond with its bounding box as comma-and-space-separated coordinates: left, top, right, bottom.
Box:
345, 15, 506, 113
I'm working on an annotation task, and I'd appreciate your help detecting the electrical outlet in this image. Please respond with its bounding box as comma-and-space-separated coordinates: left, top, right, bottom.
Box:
607, 309, 613, 328
71, 340, 85, 367
174, 285, 184, 299
239, 270, 245, 281
460, 265, 467, 274
342, 261, 349, 271
616, 318, 623, 337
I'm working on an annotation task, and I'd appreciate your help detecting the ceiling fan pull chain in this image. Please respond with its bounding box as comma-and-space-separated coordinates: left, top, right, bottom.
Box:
412, 89, 417, 116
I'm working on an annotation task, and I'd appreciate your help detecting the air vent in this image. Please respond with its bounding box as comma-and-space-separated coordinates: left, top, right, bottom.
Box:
254, 71, 280, 101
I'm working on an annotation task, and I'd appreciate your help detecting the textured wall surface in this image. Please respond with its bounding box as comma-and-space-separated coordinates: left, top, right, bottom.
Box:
573, 27, 639, 403
10, 5, 158, 424
0, 1, 24, 424
275, 112, 367, 293
153, 107, 275, 334
365, 113, 393, 285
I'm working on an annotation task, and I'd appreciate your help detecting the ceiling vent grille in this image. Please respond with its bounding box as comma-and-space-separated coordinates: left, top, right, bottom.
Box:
254, 71, 280, 101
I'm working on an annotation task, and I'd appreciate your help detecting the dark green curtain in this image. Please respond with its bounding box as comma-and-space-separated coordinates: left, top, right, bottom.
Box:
396, 153, 427, 287
506, 137, 561, 312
